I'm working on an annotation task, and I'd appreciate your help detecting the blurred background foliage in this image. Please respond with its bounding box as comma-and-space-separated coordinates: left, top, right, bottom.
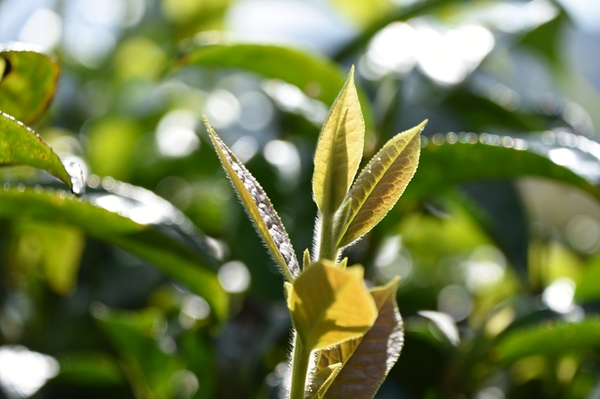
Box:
1, 0, 600, 398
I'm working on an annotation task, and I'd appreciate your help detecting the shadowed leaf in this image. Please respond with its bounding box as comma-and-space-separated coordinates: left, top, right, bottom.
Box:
0, 111, 74, 191
287, 261, 377, 351
317, 277, 404, 399
0, 44, 60, 125
94, 307, 185, 399
205, 117, 300, 281
494, 317, 600, 366
0, 186, 228, 324
308, 363, 342, 399
312, 66, 365, 216
339, 121, 425, 247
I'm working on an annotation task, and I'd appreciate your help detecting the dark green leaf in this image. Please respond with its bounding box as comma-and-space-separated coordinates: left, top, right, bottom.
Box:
94, 307, 186, 399
493, 317, 600, 365
517, 10, 568, 72
0, 184, 228, 324
56, 352, 125, 386
0, 44, 60, 125
402, 133, 600, 206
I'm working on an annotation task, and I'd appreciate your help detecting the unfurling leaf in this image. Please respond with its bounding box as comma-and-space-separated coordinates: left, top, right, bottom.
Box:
312, 66, 365, 216
287, 261, 377, 351
205, 117, 300, 281
316, 277, 403, 399
0, 111, 74, 191
338, 121, 426, 247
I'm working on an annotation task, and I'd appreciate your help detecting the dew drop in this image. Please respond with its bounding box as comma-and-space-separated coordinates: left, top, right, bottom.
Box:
63, 160, 86, 195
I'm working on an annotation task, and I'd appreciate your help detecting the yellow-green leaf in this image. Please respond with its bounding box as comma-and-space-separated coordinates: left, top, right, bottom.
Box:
338, 121, 426, 247
307, 363, 342, 399
312, 66, 365, 216
318, 277, 404, 399
287, 261, 376, 351
14, 221, 85, 295
205, 117, 300, 281
0, 44, 60, 125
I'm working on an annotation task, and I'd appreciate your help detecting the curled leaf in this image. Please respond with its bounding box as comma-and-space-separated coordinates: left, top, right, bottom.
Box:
338, 121, 426, 247
312, 66, 365, 216
287, 261, 377, 351
205, 117, 300, 281
316, 277, 404, 399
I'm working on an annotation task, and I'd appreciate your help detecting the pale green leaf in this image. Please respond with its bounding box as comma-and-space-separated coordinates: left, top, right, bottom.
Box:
303, 248, 311, 270
319, 277, 404, 399
0, 111, 74, 191
287, 261, 377, 351
312, 66, 365, 216
205, 117, 300, 281
307, 363, 342, 399
338, 121, 426, 247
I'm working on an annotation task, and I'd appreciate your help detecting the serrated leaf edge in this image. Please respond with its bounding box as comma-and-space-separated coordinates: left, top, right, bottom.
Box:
204, 117, 300, 281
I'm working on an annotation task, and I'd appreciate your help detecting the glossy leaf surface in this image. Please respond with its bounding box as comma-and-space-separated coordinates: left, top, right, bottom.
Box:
312, 67, 364, 216
316, 277, 403, 399
287, 261, 377, 351
0, 44, 60, 125
205, 118, 300, 280
0, 112, 74, 191
0, 187, 228, 323
403, 133, 600, 205
339, 121, 425, 247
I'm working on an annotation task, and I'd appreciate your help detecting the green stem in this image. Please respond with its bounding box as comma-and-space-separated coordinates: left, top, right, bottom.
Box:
289, 335, 311, 399
318, 212, 339, 261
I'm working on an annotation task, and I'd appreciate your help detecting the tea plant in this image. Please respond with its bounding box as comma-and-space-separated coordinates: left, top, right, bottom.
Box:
205, 67, 426, 399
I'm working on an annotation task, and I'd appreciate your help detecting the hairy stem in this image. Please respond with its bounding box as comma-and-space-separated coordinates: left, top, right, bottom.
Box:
289, 336, 311, 399
318, 212, 339, 262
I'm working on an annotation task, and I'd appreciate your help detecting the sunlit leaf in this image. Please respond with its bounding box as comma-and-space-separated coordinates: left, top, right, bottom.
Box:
313, 66, 364, 216
0, 112, 74, 191
56, 352, 125, 386
315, 277, 403, 399
0, 44, 60, 125
94, 307, 185, 399
401, 133, 600, 206
493, 317, 600, 366
205, 117, 300, 281
338, 121, 425, 247
287, 261, 377, 351
173, 42, 374, 128
0, 186, 228, 324
576, 256, 600, 303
